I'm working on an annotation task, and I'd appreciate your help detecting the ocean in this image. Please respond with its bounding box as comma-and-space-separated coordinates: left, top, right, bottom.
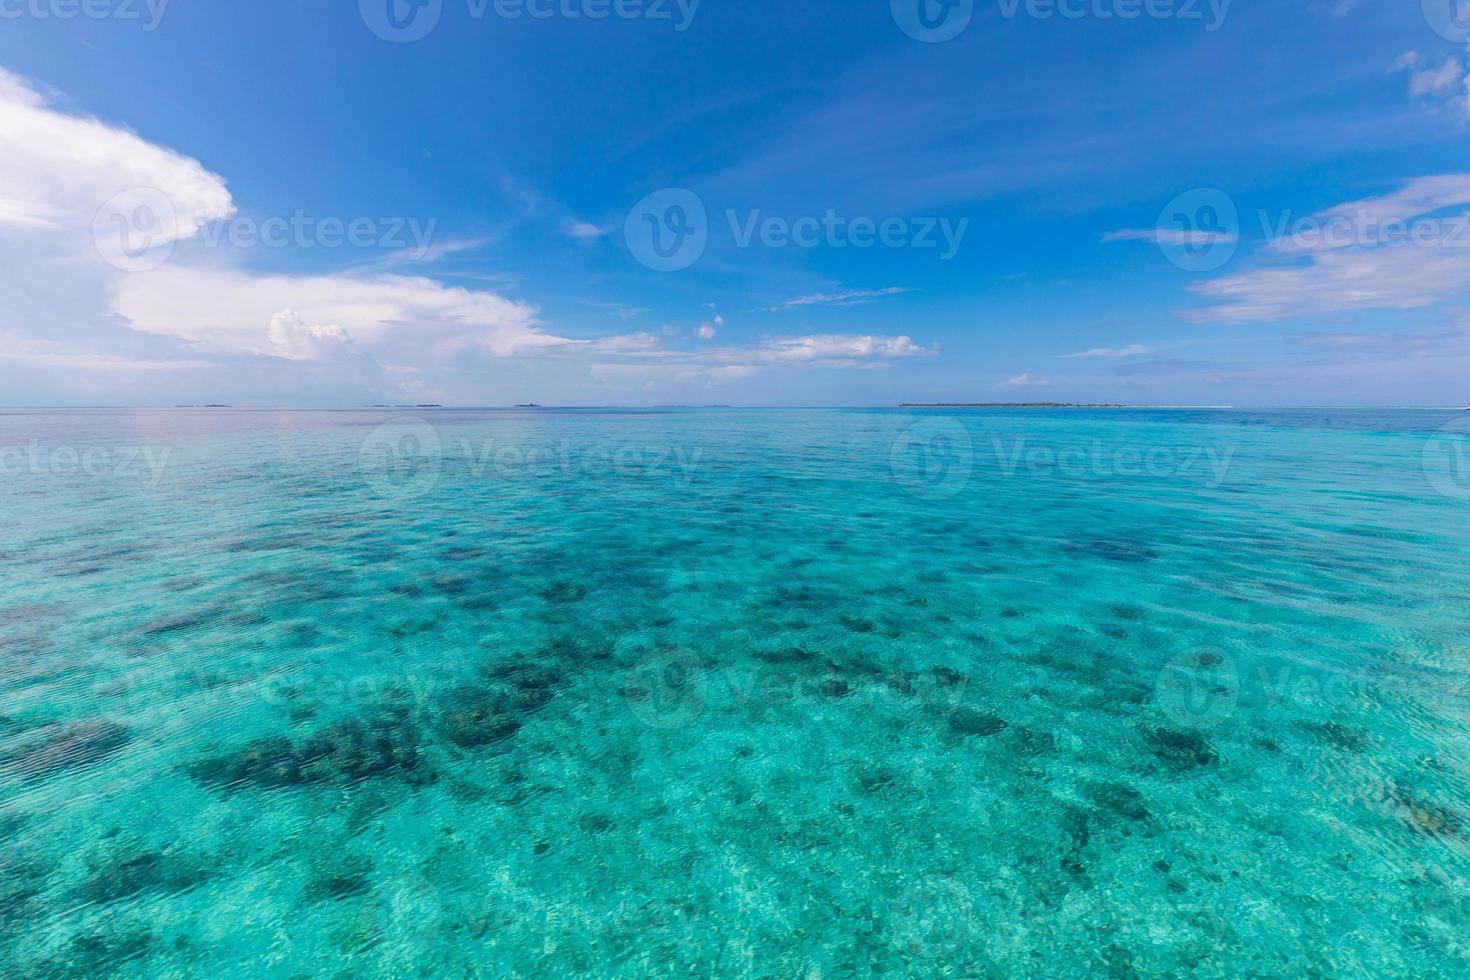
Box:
2, 406, 1468, 976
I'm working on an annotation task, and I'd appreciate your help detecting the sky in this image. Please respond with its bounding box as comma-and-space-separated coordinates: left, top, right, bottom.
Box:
2, 0, 1470, 407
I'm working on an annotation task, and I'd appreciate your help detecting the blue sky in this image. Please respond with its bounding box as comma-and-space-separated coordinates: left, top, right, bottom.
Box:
2, 0, 1469, 405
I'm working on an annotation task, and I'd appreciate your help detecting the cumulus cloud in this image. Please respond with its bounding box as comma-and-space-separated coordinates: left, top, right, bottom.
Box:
266, 310, 353, 361
0, 67, 233, 239
112, 266, 562, 359
1393, 49, 1470, 115
0, 66, 942, 404
696, 315, 723, 340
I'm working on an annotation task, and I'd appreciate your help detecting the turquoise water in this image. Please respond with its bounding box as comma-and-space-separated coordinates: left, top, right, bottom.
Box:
2, 406, 1470, 977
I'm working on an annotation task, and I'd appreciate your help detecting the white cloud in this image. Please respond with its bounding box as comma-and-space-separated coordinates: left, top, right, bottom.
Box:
696, 314, 723, 340
0, 67, 233, 240
1393, 49, 1470, 115
113, 265, 564, 359
1189, 175, 1470, 322
756, 287, 912, 313
747, 334, 935, 364
565, 219, 609, 242
266, 309, 353, 361
1063, 344, 1156, 358
1103, 228, 1239, 248
1002, 373, 1050, 386
0, 67, 943, 404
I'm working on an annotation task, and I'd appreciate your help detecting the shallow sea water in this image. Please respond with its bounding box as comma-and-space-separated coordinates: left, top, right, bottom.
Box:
2, 407, 1470, 977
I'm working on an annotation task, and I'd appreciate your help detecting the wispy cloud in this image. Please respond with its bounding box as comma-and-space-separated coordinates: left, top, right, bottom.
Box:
1189, 175, 1470, 322
1001, 373, 1050, 387
565, 219, 611, 242
756, 287, 912, 313
1103, 228, 1239, 248
1063, 344, 1156, 359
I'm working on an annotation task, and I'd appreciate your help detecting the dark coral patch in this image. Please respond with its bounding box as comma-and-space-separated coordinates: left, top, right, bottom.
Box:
950, 709, 1008, 737
1, 721, 129, 781
1066, 539, 1160, 564
78, 849, 211, 905
441, 688, 524, 749
1143, 726, 1218, 771
190, 710, 429, 791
